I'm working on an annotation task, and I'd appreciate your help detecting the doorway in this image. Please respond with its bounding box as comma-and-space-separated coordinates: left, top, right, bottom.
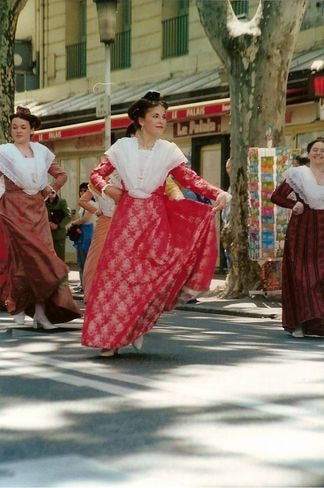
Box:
191, 135, 230, 271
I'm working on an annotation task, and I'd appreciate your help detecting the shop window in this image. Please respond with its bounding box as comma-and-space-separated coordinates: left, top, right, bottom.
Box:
111, 0, 132, 70
66, 0, 87, 79
231, 0, 249, 18
162, 0, 189, 59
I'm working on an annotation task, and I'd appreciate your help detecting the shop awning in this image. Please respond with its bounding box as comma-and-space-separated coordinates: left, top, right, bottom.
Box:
24, 69, 225, 121
33, 98, 231, 142
289, 47, 324, 71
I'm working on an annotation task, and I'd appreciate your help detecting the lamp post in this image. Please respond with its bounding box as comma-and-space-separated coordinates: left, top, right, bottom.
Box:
93, 0, 118, 149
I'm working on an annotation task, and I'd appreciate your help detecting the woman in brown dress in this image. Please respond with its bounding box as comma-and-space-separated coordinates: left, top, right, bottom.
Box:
0, 106, 80, 328
271, 137, 324, 338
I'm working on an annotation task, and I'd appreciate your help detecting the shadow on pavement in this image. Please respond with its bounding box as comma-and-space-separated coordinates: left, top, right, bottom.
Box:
0, 311, 324, 486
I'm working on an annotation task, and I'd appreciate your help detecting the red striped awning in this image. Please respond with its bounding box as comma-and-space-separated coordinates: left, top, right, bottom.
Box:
33, 99, 231, 142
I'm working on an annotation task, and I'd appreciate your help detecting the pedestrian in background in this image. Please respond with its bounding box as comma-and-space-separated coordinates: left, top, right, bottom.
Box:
46, 190, 71, 261
69, 182, 94, 293
221, 158, 232, 270
78, 174, 120, 303
271, 137, 324, 338
82, 90, 231, 357
0, 106, 80, 328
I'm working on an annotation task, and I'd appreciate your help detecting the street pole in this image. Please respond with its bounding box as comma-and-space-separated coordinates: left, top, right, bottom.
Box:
93, 0, 117, 150
104, 43, 111, 149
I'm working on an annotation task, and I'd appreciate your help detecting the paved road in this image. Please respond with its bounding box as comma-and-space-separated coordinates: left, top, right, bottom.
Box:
0, 310, 324, 487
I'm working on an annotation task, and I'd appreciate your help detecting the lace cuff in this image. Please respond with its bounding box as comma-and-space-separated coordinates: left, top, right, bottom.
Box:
101, 183, 110, 200
217, 190, 232, 205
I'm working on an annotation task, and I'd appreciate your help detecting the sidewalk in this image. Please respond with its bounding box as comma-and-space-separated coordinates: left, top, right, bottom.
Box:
69, 271, 282, 321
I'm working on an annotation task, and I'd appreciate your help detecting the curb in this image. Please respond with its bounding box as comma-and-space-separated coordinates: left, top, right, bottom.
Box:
71, 292, 280, 320
175, 304, 280, 319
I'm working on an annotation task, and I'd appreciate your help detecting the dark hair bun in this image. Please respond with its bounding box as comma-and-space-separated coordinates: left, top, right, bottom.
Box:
9, 106, 41, 130
143, 90, 160, 101
128, 103, 141, 121
127, 91, 168, 127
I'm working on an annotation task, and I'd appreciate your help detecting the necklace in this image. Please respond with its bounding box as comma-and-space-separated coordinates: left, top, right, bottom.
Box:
15, 144, 33, 158
137, 136, 156, 150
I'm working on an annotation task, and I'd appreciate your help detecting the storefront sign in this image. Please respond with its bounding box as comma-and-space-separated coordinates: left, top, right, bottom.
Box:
33, 116, 129, 142
33, 95, 318, 143
170, 99, 230, 121
173, 117, 221, 137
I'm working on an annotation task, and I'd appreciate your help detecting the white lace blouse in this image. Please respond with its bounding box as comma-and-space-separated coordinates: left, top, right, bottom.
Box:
284, 165, 324, 210
105, 137, 187, 199
0, 142, 55, 195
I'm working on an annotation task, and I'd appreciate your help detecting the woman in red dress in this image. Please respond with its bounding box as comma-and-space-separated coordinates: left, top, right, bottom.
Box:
271, 137, 324, 337
0, 106, 81, 328
81, 91, 231, 356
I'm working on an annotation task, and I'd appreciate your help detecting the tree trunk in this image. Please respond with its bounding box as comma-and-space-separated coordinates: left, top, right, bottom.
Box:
196, 0, 308, 297
0, 0, 28, 143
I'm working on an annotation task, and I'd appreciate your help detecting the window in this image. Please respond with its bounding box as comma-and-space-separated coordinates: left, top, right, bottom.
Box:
66, 0, 87, 80
15, 41, 39, 92
162, 0, 189, 59
231, 0, 249, 18
111, 0, 131, 70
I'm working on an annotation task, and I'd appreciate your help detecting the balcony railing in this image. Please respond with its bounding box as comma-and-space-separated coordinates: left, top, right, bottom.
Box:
66, 41, 86, 80
231, 0, 249, 17
111, 30, 131, 70
162, 14, 188, 59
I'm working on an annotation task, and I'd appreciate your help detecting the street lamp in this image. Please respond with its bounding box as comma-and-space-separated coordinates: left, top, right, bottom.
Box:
93, 0, 118, 149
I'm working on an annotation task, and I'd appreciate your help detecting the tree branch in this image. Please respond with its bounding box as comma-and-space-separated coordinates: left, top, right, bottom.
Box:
10, 0, 28, 16
196, 0, 234, 67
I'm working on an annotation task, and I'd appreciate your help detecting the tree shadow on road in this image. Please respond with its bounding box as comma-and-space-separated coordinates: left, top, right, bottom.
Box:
0, 312, 324, 486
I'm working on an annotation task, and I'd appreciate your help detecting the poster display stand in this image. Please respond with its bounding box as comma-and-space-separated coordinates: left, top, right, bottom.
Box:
247, 147, 299, 296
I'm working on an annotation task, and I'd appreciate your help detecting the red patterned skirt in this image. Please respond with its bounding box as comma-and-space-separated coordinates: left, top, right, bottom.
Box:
82, 193, 217, 349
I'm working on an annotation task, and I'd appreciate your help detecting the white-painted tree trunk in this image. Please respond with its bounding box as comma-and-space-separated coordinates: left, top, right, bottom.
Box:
196, 0, 308, 296
0, 0, 28, 143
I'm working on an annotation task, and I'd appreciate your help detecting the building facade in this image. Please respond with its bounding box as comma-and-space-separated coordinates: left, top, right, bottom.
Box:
14, 0, 324, 263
